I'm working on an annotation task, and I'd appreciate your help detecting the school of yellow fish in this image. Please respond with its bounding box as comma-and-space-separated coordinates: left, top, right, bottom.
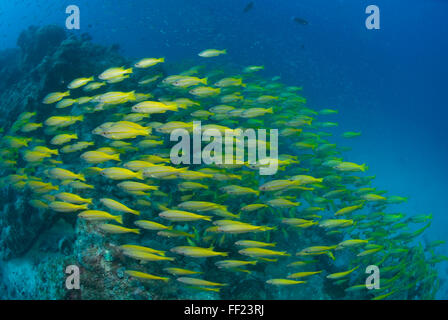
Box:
0, 49, 444, 299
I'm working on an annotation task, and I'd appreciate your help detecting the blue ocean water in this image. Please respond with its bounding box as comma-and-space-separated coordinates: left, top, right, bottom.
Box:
0, 0, 447, 299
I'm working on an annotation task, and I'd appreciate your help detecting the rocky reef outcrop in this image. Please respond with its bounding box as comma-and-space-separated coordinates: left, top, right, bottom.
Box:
0, 25, 127, 299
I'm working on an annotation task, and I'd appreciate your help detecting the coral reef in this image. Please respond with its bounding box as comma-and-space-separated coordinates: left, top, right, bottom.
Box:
0, 25, 127, 299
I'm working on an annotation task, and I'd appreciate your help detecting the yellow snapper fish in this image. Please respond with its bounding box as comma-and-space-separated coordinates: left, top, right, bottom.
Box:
78, 210, 123, 224
319, 219, 354, 229
29, 199, 49, 210
171, 76, 208, 88
119, 244, 165, 256
98, 67, 133, 80
240, 203, 269, 212
288, 175, 323, 185
259, 179, 302, 192
94, 91, 136, 105
335, 203, 364, 216
326, 266, 359, 279
117, 181, 158, 192
134, 57, 164, 68
240, 107, 273, 118
80, 151, 120, 164
142, 165, 188, 178
244, 65, 264, 73
287, 271, 323, 279
98, 224, 140, 234
60, 141, 94, 154
94, 121, 150, 140
361, 193, 387, 202
100, 167, 144, 180
84, 81, 106, 91
178, 201, 225, 212
49, 201, 88, 213
198, 49, 227, 57
50, 133, 78, 145
189, 86, 221, 97
235, 240, 276, 248
44, 115, 84, 127
67, 76, 94, 89
156, 121, 193, 133
171, 246, 228, 258
220, 185, 259, 196
123, 250, 174, 262
215, 260, 257, 269
297, 246, 337, 256
131, 101, 178, 114
106, 75, 130, 84
27, 181, 58, 193
267, 198, 300, 208
238, 247, 290, 258
125, 270, 169, 282
42, 91, 70, 104
164, 268, 202, 276
214, 220, 274, 234
266, 279, 306, 286
100, 198, 139, 215
178, 182, 209, 191
55, 192, 92, 204
22, 151, 50, 163
333, 162, 368, 172
159, 210, 212, 222
123, 160, 155, 171
33, 146, 58, 155
48, 168, 85, 181
69, 181, 95, 190
20, 122, 43, 133
134, 220, 172, 231
214, 77, 245, 87
139, 74, 162, 85
336, 239, 369, 249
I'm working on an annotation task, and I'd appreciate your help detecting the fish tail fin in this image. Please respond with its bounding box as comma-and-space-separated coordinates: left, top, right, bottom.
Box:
89, 76, 94, 81
131, 209, 140, 216
361, 164, 368, 172
132, 228, 140, 234
115, 215, 123, 224
220, 252, 229, 257
167, 225, 173, 230
326, 251, 336, 261
128, 90, 136, 101
111, 153, 121, 161
249, 260, 257, 265
267, 107, 273, 113
64, 91, 70, 96
81, 203, 89, 210
221, 49, 227, 54
86, 198, 93, 204
203, 216, 212, 221
162, 277, 170, 282
160, 57, 165, 63
202, 77, 208, 85
126, 67, 133, 74
135, 171, 144, 180
78, 174, 86, 182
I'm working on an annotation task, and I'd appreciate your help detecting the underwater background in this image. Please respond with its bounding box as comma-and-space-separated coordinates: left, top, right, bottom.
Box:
0, 0, 447, 299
